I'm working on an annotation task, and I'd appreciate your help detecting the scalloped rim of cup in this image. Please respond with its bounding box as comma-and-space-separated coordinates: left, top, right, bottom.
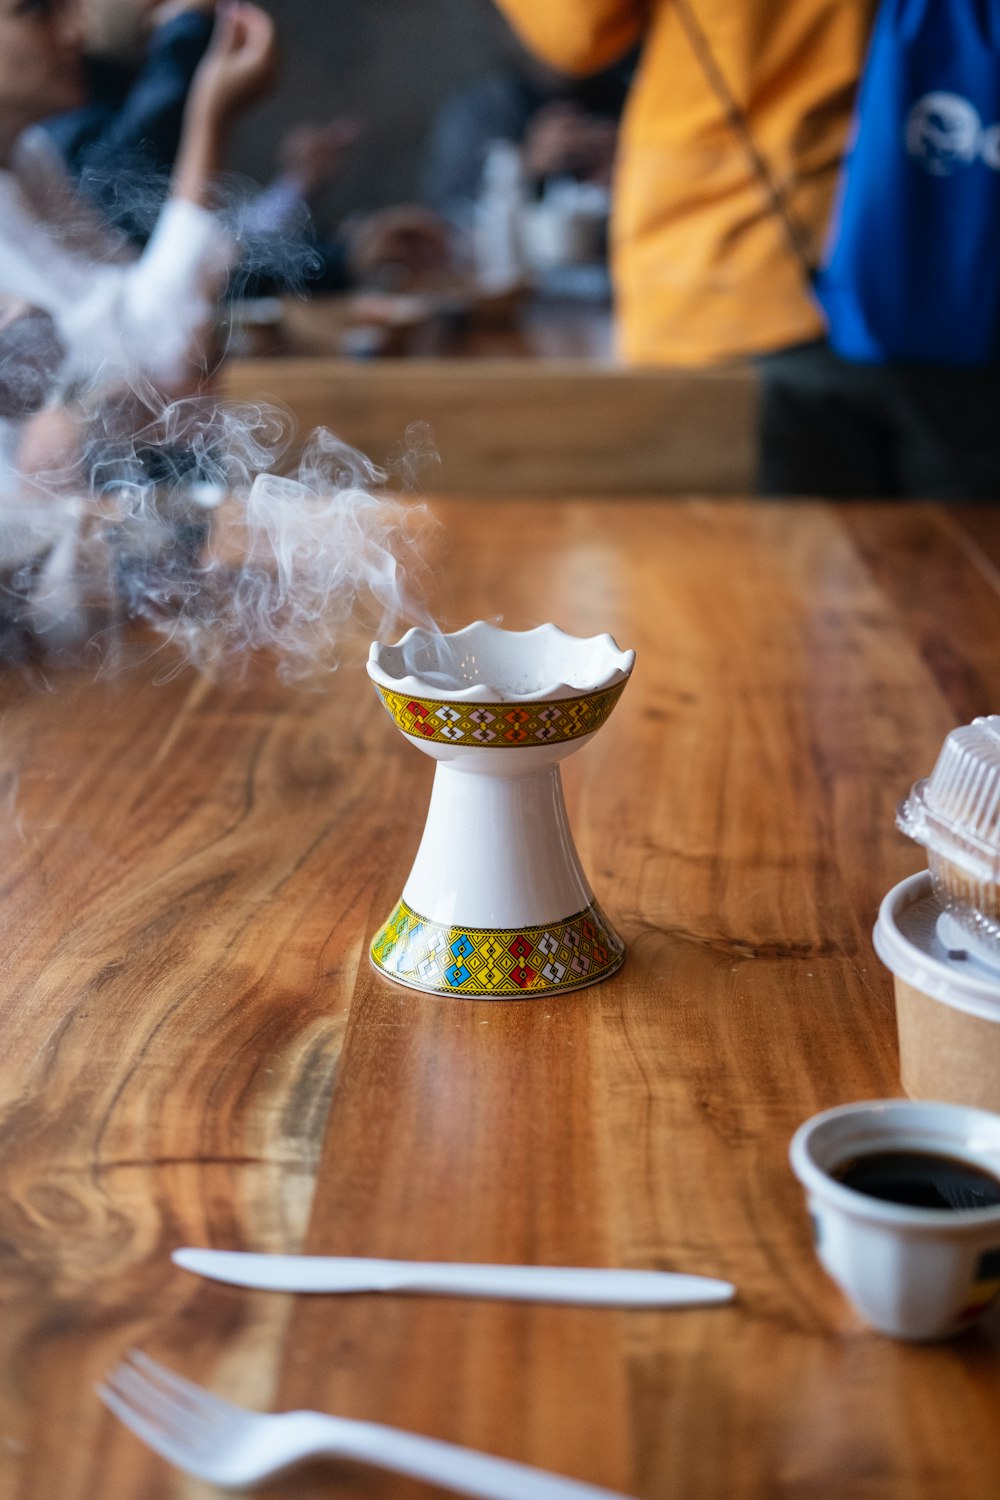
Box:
367, 620, 635, 703
789, 1098, 1000, 1229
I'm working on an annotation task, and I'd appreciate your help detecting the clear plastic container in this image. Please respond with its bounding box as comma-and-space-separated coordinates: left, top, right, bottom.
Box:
897, 716, 1000, 955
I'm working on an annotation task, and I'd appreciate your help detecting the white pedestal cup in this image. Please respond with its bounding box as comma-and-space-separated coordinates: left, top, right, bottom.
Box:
367, 621, 634, 999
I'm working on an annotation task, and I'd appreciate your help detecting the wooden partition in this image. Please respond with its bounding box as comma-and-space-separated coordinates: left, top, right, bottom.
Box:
221, 358, 758, 496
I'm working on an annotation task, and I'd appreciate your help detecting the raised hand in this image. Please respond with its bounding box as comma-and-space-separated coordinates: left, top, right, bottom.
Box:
278, 118, 364, 200
173, 2, 277, 203
187, 1, 278, 131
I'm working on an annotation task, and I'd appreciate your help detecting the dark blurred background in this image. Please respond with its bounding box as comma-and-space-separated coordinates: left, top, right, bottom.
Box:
230, 0, 519, 224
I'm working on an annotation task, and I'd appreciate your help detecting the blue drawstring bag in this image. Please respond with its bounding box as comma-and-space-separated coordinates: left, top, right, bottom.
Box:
815, 0, 1000, 365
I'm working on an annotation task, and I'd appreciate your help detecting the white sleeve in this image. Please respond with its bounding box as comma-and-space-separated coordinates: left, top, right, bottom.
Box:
61, 197, 235, 395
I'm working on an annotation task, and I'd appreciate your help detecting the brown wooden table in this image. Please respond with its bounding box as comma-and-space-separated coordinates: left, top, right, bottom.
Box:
220, 358, 757, 498
3, 497, 1000, 1500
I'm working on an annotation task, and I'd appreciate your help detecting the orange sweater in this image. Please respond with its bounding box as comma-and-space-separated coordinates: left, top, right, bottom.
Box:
493, 0, 874, 364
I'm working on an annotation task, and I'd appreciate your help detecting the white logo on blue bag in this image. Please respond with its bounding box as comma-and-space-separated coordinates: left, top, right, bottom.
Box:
906, 91, 1000, 174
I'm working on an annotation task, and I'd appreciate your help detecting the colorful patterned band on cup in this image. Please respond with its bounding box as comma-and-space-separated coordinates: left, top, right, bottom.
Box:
373, 679, 628, 747
371, 899, 625, 996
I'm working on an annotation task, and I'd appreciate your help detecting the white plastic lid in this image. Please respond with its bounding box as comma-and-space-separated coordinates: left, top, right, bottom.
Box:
897, 716, 1000, 882
873, 871, 1000, 1023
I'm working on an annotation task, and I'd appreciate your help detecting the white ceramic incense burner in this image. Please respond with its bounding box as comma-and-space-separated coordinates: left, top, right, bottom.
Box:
367, 621, 635, 998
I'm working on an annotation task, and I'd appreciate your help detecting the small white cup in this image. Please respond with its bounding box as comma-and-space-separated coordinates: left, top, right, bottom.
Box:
789, 1100, 1000, 1339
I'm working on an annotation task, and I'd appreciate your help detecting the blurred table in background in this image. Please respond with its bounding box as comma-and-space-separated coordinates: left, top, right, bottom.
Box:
221, 286, 758, 498
222, 354, 756, 499
228, 286, 614, 363
3, 497, 1000, 1500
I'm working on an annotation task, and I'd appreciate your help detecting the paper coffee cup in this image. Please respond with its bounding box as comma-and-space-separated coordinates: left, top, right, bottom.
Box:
874, 872, 1000, 1110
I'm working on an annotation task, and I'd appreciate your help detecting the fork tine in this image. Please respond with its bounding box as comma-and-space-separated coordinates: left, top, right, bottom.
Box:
126, 1350, 247, 1427
97, 1379, 196, 1471
101, 1354, 636, 1499
104, 1357, 239, 1471
106, 1361, 215, 1447
103, 1374, 203, 1452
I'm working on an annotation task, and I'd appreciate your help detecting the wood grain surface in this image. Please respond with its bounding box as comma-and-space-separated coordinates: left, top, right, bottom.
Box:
2, 498, 1000, 1500
220, 360, 757, 498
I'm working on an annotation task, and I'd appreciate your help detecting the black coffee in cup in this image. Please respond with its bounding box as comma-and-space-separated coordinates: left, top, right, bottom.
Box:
833, 1150, 1000, 1211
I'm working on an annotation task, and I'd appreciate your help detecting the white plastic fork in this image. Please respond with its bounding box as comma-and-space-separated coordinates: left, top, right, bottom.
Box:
98, 1351, 635, 1499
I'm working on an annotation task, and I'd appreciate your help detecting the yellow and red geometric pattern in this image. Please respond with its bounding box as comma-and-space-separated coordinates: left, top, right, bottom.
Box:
371, 898, 625, 996
373, 679, 627, 748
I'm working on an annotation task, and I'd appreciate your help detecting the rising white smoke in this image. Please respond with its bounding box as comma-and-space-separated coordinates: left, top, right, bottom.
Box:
1, 389, 439, 682
0, 156, 440, 679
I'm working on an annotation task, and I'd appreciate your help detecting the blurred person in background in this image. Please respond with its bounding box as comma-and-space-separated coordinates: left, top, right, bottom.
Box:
40, 0, 360, 262
488, 0, 919, 496
39, 0, 217, 232
492, 0, 1000, 499
422, 42, 632, 223
489, 1, 872, 366
0, 0, 276, 490
38, 0, 450, 291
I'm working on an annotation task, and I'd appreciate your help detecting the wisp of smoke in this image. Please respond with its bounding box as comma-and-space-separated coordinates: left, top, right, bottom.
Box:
2, 391, 440, 683
76, 157, 324, 300
0, 159, 439, 679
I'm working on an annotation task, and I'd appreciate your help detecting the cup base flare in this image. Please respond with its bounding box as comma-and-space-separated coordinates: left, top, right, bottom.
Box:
371, 898, 625, 999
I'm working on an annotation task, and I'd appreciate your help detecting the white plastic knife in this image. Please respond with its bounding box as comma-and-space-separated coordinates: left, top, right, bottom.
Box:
172, 1249, 735, 1307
